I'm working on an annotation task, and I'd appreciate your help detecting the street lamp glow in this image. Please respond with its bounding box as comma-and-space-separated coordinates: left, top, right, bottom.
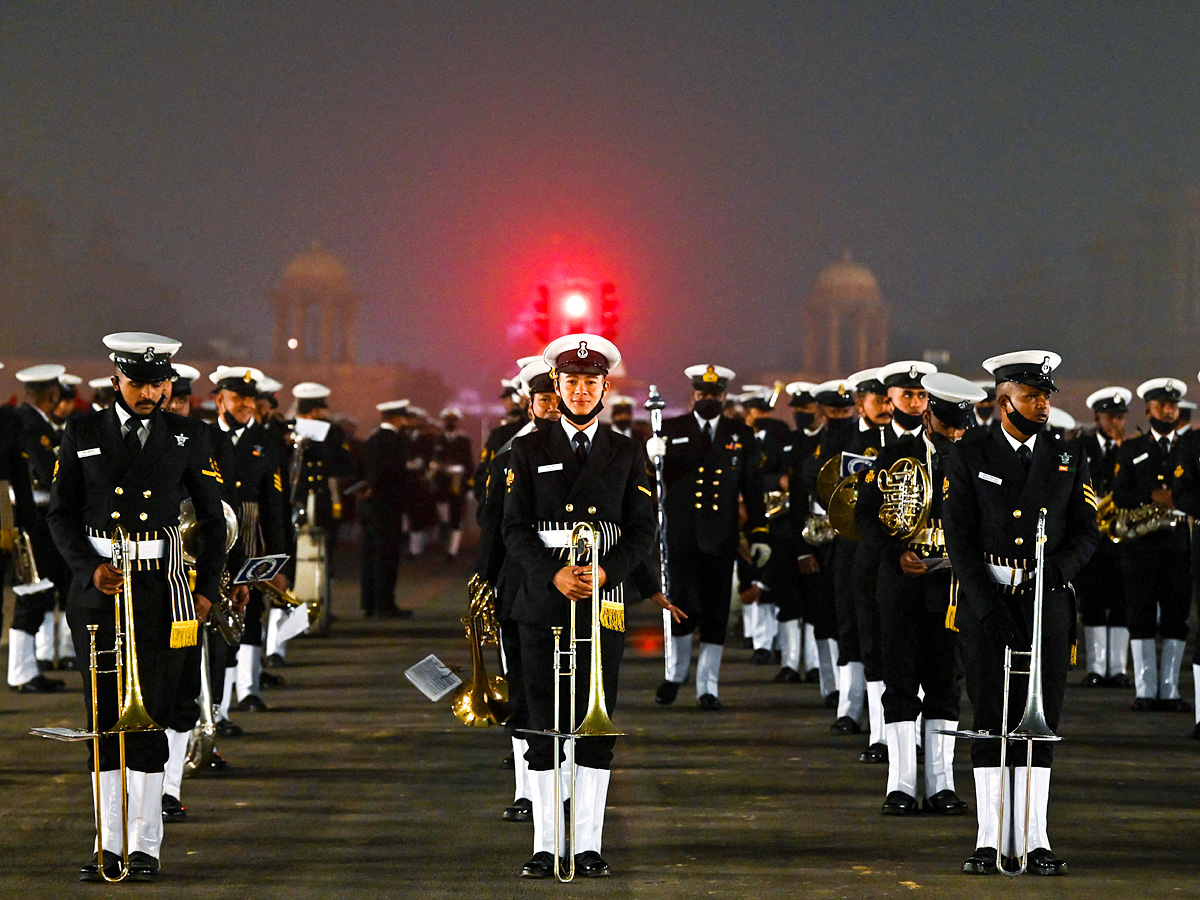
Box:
562, 292, 588, 318
287, 337, 299, 350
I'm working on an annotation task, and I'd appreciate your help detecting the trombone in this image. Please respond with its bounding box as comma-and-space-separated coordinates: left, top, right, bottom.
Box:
31, 526, 162, 882
941, 507, 1061, 877
525, 522, 623, 883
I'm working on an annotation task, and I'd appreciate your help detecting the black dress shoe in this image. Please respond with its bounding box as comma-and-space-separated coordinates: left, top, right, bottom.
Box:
916, 743, 924, 762
655, 680, 681, 705
520, 850, 554, 878
502, 797, 532, 822
215, 718, 244, 738
1131, 696, 1158, 711
830, 716, 861, 735
575, 850, 611, 877
1158, 698, 1193, 713
209, 749, 232, 771
1105, 673, 1133, 689
962, 846, 998, 875
127, 851, 159, 882
697, 693, 723, 712
881, 790, 919, 815
823, 690, 839, 709
236, 693, 268, 712
1026, 847, 1067, 876
265, 653, 286, 668
36, 659, 53, 672
923, 789, 968, 814
162, 793, 187, 820
79, 850, 122, 882
11, 673, 66, 693
259, 670, 285, 689
1080, 672, 1105, 687
741, 636, 753, 649
1191, 721, 1200, 740
804, 667, 819, 683
859, 742, 888, 764
751, 648, 771, 665
59, 657, 79, 671
773, 666, 801, 683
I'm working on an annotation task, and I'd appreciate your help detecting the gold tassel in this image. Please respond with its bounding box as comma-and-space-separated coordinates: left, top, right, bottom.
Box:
944, 576, 960, 632
170, 620, 198, 649
1070, 641, 1078, 666
187, 569, 196, 592
599, 599, 625, 633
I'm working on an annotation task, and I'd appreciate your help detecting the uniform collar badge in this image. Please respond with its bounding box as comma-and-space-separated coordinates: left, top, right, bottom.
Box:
175, 434, 189, 446
1059, 452, 1070, 465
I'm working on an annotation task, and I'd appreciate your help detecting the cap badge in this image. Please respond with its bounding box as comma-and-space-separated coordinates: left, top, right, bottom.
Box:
243, 370, 253, 383
175, 434, 189, 446
838, 385, 848, 397
702, 366, 718, 383
908, 366, 918, 379
1040, 356, 1051, 374
143, 348, 156, 362
576, 341, 589, 359
958, 400, 972, 409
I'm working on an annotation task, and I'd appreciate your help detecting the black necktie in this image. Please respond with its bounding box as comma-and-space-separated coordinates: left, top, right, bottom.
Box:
700, 421, 713, 453
1159, 437, 1170, 455
124, 422, 142, 456
573, 431, 589, 466
1017, 444, 1032, 470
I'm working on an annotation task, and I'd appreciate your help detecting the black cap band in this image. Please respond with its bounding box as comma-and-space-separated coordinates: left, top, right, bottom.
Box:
213, 377, 259, 397
173, 378, 194, 399
929, 396, 973, 429
114, 352, 175, 383
527, 372, 555, 394
993, 361, 1058, 393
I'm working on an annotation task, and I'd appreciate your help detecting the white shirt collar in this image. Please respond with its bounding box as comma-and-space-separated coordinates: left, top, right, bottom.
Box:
218, 413, 249, 443
561, 417, 600, 446
1001, 424, 1037, 454
114, 402, 151, 438
693, 411, 720, 431
892, 421, 923, 440
1152, 428, 1178, 447
380, 421, 398, 433
858, 418, 871, 432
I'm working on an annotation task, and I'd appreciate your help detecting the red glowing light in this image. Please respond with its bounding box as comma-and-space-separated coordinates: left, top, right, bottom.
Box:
562, 292, 588, 318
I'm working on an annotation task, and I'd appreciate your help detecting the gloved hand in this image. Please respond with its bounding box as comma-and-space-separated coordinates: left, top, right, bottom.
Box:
645, 436, 667, 461
749, 542, 772, 568
982, 604, 1018, 647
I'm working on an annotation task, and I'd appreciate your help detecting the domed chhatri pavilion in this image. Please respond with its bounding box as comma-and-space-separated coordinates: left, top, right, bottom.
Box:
800, 252, 890, 376
269, 243, 361, 365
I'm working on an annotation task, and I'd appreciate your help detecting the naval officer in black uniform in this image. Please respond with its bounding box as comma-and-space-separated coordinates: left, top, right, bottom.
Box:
944, 350, 1098, 877
649, 364, 768, 711
503, 333, 656, 878
47, 332, 227, 882
857, 373, 984, 816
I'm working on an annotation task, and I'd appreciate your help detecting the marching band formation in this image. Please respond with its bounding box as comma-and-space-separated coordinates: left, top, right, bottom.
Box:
2, 327, 1198, 883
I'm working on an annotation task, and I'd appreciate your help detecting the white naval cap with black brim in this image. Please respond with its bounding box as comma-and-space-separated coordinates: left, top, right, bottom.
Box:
813, 378, 857, 408
544, 333, 621, 377
846, 368, 887, 395
785, 381, 819, 407
877, 359, 938, 389
1085, 386, 1132, 414
15, 363, 67, 387
685, 364, 735, 393
982, 350, 1061, 392
1136, 377, 1186, 402
209, 365, 264, 396
103, 332, 181, 382
921, 372, 987, 429
518, 359, 555, 395
170, 364, 201, 398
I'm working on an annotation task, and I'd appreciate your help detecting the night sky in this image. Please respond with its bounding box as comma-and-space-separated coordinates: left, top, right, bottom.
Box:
3, 2, 1199, 398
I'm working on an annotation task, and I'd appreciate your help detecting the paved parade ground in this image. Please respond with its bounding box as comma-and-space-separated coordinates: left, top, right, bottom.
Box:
2, 552, 1197, 899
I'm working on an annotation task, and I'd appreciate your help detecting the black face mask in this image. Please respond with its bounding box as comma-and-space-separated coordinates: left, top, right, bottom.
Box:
1149, 416, 1176, 436
560, 393, 604, 426
693, 397, 722, 420
533, 414, 557, 432
893, 408, 924, 431
975, 404, 995, 421
114, 389, 165, 423
223, 410, 247, 432
793, 410, 815, 430
612, 417, 633, 431
1002, 399, 1044, 439
825, 416, 856, 436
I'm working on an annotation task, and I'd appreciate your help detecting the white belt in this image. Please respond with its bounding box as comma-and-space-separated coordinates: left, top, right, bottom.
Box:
985, 563, 1031, 588
537, 529, 573, 549
33, 489, 51, 506
87, 535, 165, 560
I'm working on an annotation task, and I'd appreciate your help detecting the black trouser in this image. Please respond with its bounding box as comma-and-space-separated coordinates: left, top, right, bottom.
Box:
164, 641, 201, 733
241, 591, 265, 646
207, 624, 234, 703
360, 501, 402, 614
801, 544, 838, 640
770, 527, 804, 622
958, 586, 1071, 768
667, 550, 734, 645
500, 618, 528, 737
877, 564, 959, 724
519, 619, 623, 771
833, 537, 860, 663
436, 488, 466, 529
11, 519, 62, 634
853, 542, 884, 680
1119, 530, 1190, 639
1075, 541, 1126, 627
68, 595, 187, 772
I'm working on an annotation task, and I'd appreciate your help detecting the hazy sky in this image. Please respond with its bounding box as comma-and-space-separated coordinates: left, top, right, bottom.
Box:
3, 2, 1198, 399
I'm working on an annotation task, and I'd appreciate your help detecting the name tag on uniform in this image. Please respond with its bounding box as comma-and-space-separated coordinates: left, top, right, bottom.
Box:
671, 436, 689, 444
537, 463, 563, 473
782, 445, 793, 452
77, 448, 101, 458
978, 471, 1002, 485
1132, 452, 1149, 465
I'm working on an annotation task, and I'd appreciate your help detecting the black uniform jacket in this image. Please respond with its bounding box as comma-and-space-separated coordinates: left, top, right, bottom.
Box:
229, 422, 289, 555
360, 425, 409, 515
15, 403, 60, 497
0, 405, 36, 530
1169, 429, 1200, 518
943, 425, 1098, 633
503, 423, 656, 627
1112, 431, 1180, 511
47, 407, 228, 605
1081, 432, 1121, 497
661, 413, 767, 558
473, 418, 524, 505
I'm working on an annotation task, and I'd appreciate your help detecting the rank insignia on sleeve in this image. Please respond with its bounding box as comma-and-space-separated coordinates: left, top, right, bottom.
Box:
1113, 463, 1120, 476
506, 469, 514, 487
40, 434, 51, 448
638, 485, 652, 496
1175, 464, 1184, 478
53, 460, 59, 480
202, 459, 223, 482
864, 470, 875, 483
943, 476, 949, 496
814, 446, 821, 458
273, 472, 283, 492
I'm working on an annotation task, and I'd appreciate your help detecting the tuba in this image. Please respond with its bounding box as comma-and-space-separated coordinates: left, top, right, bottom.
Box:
877, 456, 933, 539
183, 627, 216, 776
1102, 499, 1186, 543
450, 574, 510, 727
179, 499, 242, 644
